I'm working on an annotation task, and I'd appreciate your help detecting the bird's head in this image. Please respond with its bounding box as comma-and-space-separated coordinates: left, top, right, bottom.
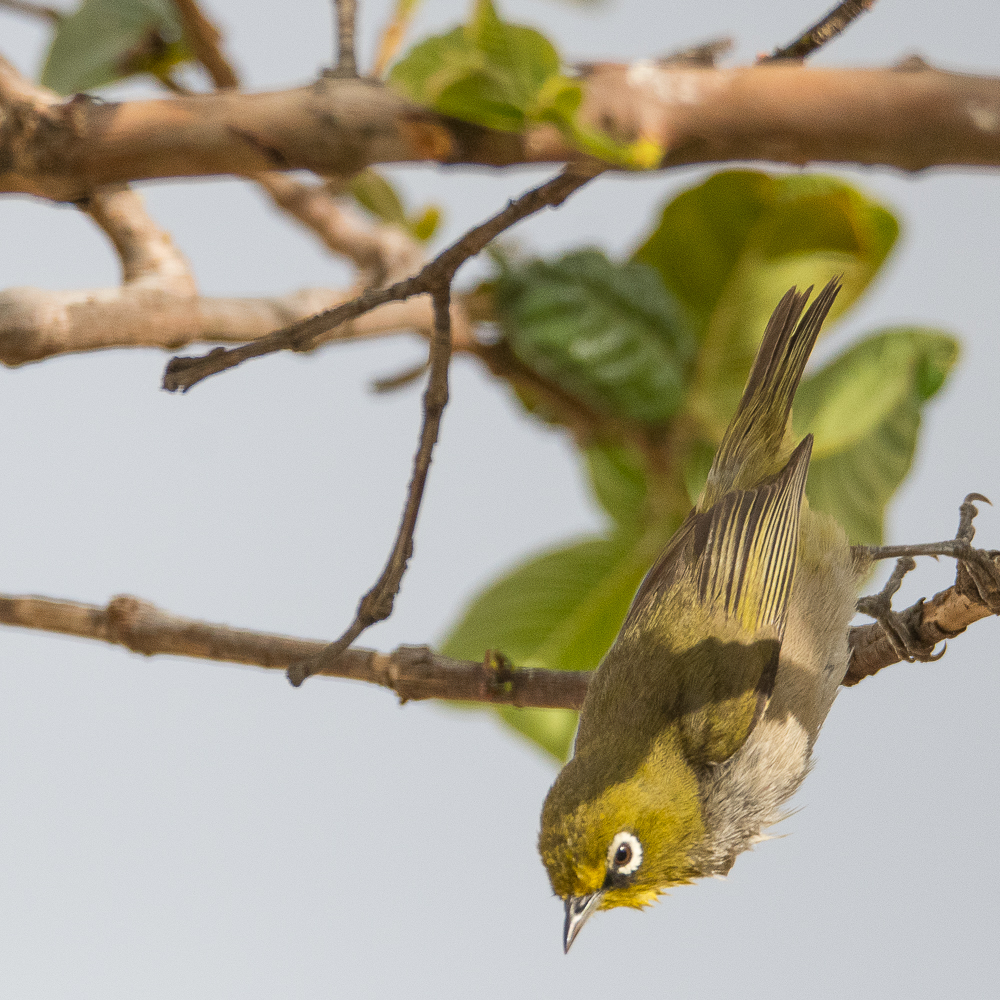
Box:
538, 740, 705, 951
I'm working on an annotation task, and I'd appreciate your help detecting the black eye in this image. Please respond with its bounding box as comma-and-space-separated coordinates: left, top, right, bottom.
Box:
614, 843, 632, 866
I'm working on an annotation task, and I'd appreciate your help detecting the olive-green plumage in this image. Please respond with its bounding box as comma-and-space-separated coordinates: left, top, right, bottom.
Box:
539, 280, 867, 951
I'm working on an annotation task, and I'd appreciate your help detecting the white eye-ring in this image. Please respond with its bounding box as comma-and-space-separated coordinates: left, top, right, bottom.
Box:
607, 831, 643, 876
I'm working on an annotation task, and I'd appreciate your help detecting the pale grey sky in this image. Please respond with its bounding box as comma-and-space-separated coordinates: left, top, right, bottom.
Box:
1, 1, 998, 997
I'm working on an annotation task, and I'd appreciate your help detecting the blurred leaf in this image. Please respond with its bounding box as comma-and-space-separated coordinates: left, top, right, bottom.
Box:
409, 205, 442, 242
496, 248, 696, 424
349, 169, 442, 242
633, 170, 899, 438
388, 0, 660, 168
41, 0, 190, 94
440, 531, 664, 760
388, 0, 561, 132
584, 444, 649, 531
795, 328, 959, 543
349, 170, 408, 228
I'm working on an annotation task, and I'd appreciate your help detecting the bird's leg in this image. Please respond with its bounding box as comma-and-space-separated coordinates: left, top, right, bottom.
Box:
855, 493, 1000, 614
856, 556, 943, 663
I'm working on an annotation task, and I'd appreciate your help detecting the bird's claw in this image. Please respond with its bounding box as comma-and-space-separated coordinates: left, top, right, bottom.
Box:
857, 557, 942, 662
859, 493, 1000, 615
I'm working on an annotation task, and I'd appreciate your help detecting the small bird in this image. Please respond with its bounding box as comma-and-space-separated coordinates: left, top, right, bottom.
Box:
539, 278, 870, 951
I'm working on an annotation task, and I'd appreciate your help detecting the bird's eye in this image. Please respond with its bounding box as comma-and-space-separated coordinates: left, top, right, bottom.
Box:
607, 831, 643, 876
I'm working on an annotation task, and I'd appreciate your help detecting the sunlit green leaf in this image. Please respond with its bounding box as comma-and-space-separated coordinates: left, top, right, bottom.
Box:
41, 0, 190, 94
795, 328, 958, 544
634, 170, 899, 439
388, 0, 660, 167
496, 249, 696, 424
388, 0, 562, 132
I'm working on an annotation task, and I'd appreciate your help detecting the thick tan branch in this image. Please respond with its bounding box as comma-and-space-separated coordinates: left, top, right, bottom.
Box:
3, 63, 1000, 200
0, 577, 993, 707
0, 285, 456, 367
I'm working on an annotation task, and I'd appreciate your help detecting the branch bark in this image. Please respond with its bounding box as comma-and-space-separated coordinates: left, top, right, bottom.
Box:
1, 570, 994, 707
3, 63, 1000, 201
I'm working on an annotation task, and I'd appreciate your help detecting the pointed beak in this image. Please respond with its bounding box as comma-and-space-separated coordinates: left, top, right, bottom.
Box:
563, 891, 604, 953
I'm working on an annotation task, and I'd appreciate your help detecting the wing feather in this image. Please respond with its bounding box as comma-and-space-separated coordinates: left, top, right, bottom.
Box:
627, 435, 812, 639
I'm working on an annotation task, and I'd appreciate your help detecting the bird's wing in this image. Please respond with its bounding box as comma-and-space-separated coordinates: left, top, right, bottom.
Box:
627, 434, 812, 640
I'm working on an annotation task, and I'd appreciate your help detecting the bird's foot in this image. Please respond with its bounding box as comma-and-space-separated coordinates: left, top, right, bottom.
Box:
856, 493, 1000, 614
856, 556, 942, 663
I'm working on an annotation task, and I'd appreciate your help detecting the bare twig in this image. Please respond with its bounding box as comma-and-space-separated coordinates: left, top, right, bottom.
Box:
165, 167, 596, 685
287, 285, 453, 684
0, 0, 61, 22
1, 568, 995, 706
255, 173, 424, 286
171, 0, 240, 89
328, 0, 358, 78
762, 0, 877, 62
163, 167, 598, 392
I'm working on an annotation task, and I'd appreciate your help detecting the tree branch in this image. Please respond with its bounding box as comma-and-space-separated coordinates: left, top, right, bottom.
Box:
4, 63, 1000, 200
288, 285, 453, 685
1, 568, 995, 707
763, 0, 877, 62
0, 593, 591, 707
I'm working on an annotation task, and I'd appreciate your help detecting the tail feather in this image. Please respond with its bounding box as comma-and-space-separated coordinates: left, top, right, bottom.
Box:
702, 278, 841, 504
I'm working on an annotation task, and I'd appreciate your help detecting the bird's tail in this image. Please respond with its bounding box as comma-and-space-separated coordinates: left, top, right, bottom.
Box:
702, 278, 841, 504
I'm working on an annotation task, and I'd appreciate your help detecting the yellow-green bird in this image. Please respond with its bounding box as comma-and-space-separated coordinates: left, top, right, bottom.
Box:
539, 278, 868, 951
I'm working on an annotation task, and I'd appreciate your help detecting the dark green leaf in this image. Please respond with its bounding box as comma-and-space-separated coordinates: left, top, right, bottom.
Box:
41, 0, 189, 94
795, 328, 959, 544
496, 249, 696, 424
440, 531, 664, 759
633, 170, 899, 439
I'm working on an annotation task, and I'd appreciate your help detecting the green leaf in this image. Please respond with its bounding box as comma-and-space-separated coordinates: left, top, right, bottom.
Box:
409, 205, 441, 242
496, 249, 696, 425
349, 170, 442, 243
388, 0, 561, 132
633, 170, 899, 439
349, 170, 409, 228
583, 444, 649, 531
794, 328, 959, 544
388, 0, 660, 166
440, 531, 664, 760
41, 0, 190, 94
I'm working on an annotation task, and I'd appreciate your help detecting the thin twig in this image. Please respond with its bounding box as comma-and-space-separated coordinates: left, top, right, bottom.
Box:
0, 0, 61, 22
287, 285, 453, 684
762, 0, 877, 62
171, 0, 240, 89
163, 167, 598, 392
329, 0, 358, 78
1, 567, 996, 706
